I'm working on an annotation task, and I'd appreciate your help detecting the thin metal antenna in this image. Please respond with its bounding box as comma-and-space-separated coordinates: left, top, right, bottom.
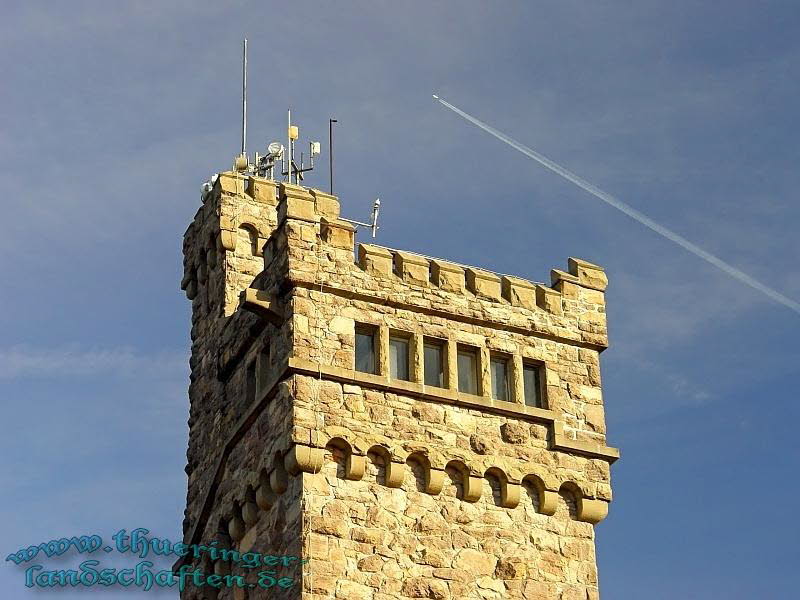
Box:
288, 109, 292, 183
241, 39, 247, 156
329, 118, 337, 194
340, 198, 381, 238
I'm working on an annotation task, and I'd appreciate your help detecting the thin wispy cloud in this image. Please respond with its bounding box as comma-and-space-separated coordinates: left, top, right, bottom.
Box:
0, 345, 188, 379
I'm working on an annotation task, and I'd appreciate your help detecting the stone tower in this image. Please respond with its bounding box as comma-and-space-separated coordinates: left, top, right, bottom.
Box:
177, 170, 619, 599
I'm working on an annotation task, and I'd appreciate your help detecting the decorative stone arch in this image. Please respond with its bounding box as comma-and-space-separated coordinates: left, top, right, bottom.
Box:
206, 231, 218, 269
256, 468, 277, 511
445, 459, 481, 502
558, 481, 582, 520
269, 451, 289, 495
241, 485, 259, 527
196, 244, 208, 284
559, 480, 609, 525
284, 444, 324, 476
325, 436, 364, 480
237, 222, 261, 256
522, 473, 558, 516
366, 444, 404, 488
405, 451, 443, 495
484, 466, 520, 508
227, 500, 246, 542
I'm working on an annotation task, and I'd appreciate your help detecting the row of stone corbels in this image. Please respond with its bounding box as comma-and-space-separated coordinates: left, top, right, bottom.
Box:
357, 244, 607, 317
220, 439, 609, 543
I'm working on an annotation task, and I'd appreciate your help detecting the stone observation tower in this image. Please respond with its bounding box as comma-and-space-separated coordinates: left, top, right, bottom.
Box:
177, 132, 619, 599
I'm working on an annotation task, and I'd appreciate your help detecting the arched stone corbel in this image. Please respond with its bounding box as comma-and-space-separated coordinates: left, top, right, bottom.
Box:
501, 482, 521, 509
577, 498, 609, 525
242, 487, 259, 526
486, 467, 520, 509
523, 473, 558, 516
385, 460, 405, 488
220, 230, 236, 252
284, 444, 325, 475
463, 475, 483, 503
270, 453, 289, 494
367, 445, 404, 488
345, 454, 366, 480
256, 470, 277, 510
228, 504, 245, 542
425, 468, 445, 495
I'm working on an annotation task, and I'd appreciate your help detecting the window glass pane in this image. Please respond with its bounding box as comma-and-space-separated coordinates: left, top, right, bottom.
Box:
457, 348, 478, 395
355, 330, 376, 373
491, 357, 509, 401
424, 342, 444, 387
389, 336, 409, 381
523, 364, 541, 407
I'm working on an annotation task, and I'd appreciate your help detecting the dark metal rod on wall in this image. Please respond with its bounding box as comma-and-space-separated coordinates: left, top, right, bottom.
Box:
329, 118, 337, 195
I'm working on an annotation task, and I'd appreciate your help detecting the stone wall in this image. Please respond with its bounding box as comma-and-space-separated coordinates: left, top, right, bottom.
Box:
177, 173, 618, 599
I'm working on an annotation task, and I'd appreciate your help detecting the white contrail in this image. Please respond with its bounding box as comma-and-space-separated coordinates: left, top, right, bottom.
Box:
433, 94, 800, 315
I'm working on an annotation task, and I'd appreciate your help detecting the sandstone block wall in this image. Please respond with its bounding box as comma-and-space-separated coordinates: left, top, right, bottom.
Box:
177, 173, 618, 600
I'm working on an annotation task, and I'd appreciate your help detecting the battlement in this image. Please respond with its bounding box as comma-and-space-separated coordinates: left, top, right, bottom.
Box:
181, 173, 607, 342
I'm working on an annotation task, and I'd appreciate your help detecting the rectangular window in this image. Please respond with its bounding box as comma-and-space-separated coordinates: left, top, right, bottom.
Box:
389, 334, 410, 381
256, 345, 270, 393
246, 360, 257, 403
490, 355, 510, 401
457, 346, 479, 395
523, 363, 543, 408
355, 326, 377, 374
423, 338, 445, 388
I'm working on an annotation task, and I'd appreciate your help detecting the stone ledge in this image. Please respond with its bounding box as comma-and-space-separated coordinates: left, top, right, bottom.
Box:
288, 358, 619, 463
240, 289, 283, 326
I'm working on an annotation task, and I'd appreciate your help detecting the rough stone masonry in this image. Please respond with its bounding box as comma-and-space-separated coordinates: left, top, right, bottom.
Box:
177, 172, 619, 599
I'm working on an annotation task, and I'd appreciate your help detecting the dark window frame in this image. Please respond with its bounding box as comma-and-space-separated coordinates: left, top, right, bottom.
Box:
388, 331, 412, 381
456, 344, 480, 396
355, 324, 378, 374
522, 360, 546, 409
423, 336, 447, 388
489, 352, 511, 402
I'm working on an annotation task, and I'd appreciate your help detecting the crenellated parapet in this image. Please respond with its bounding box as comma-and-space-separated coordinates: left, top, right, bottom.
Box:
242, 175, 608, 349
353, 243, 608, 348
181, 172, 280, 318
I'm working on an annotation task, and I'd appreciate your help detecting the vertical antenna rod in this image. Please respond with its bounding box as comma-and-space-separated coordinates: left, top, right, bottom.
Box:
241, 39, 248, 156
329, 118, 337, 194
288, 109, 292, 183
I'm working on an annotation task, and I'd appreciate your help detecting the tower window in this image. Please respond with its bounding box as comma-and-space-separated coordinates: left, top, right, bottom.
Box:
523, 362, 543, 408
423, 338, 445, 388
355, 326, 377, 374
246, 360, 257, 404
389, 334, 410, 381
457, 345, 479, 395
490, 355, 510, 401
256, 345, 271, 394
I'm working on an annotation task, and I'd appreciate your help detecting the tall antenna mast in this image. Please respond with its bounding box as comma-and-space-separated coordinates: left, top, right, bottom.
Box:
241, 38, 248, 157
329, 118, 337, 194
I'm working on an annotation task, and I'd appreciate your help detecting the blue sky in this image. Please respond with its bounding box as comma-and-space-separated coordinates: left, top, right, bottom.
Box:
1, 2, 799, 598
